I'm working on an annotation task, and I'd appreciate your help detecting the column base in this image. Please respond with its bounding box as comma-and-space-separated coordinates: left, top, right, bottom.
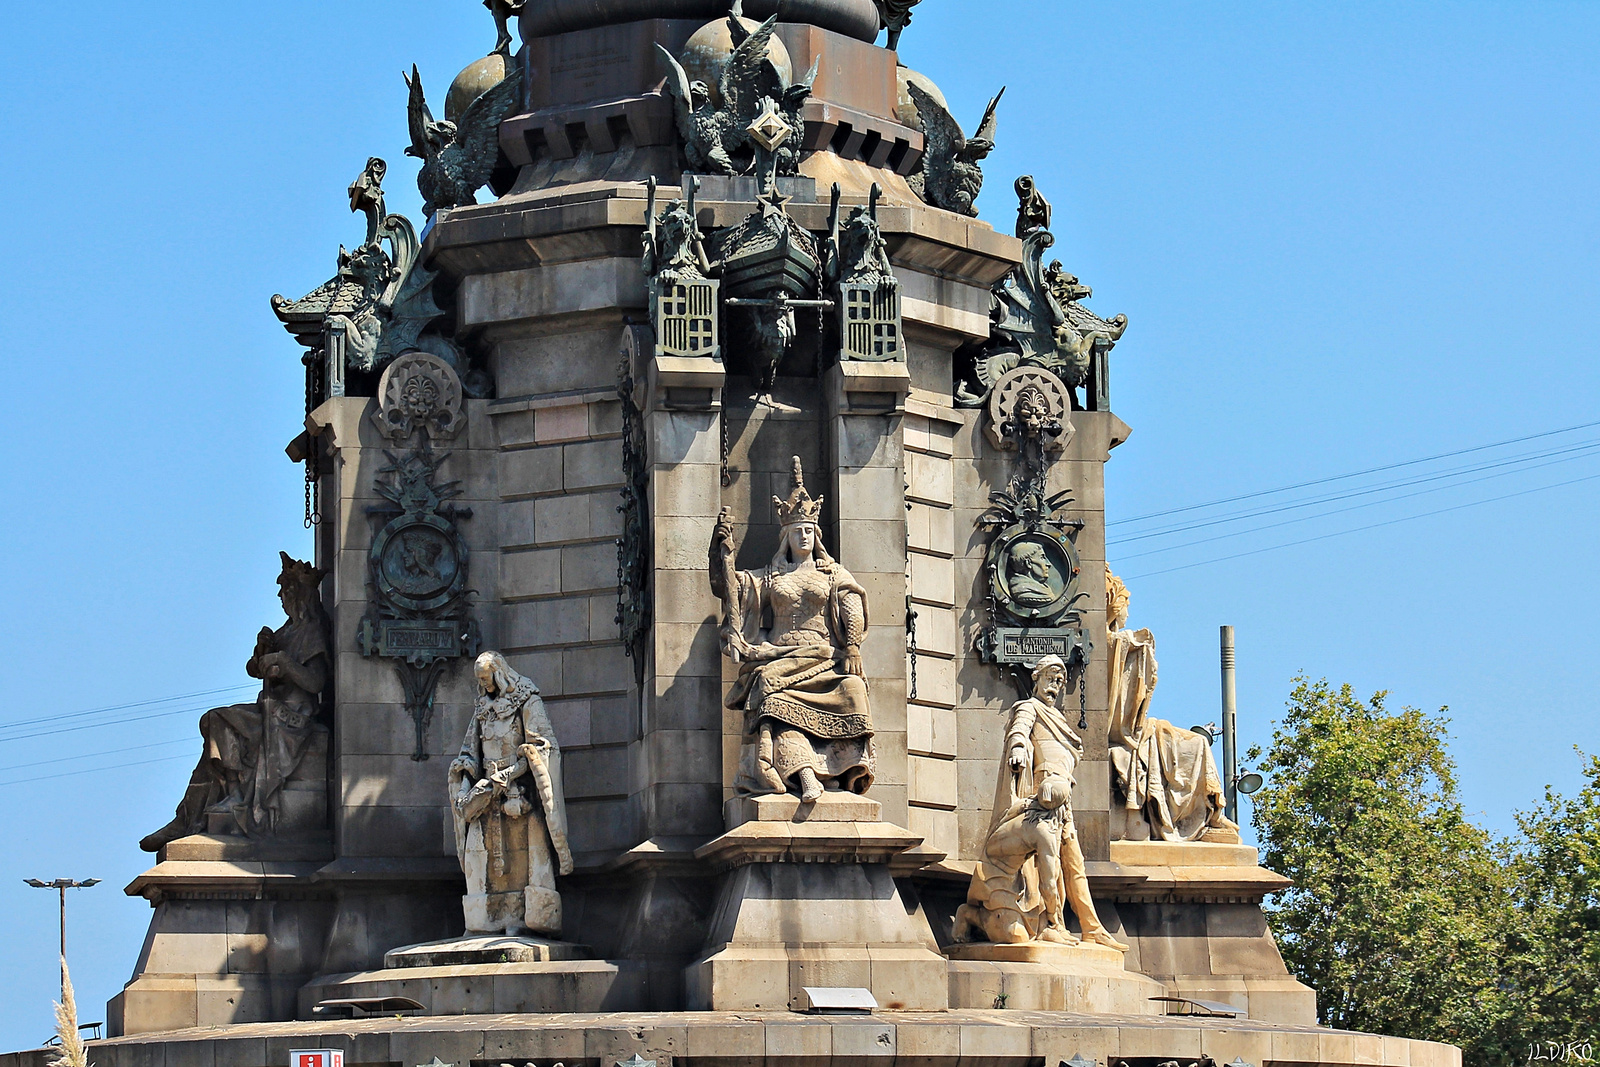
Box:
685, 795, 948, 1010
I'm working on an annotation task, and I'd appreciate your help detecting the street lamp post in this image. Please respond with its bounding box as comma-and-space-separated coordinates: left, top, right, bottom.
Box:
24, 877, 100, 999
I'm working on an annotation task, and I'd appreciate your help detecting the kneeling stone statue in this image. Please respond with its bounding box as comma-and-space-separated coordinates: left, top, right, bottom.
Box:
955, 654, 1127, 951
450, 652, 573, 936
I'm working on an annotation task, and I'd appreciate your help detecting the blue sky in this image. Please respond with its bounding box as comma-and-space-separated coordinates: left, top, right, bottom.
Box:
2, 0, 1597, 1049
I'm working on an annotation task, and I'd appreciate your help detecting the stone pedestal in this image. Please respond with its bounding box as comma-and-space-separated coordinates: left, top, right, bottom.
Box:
945, 940, 1167, 1013
299, 934, 633, 1016
1106, 838, 1320, 1023
685, 793, 949, 1010
382, 934, 589, 967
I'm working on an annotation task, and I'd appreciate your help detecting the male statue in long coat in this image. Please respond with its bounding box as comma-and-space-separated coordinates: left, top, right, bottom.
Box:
449, 651, 573, 936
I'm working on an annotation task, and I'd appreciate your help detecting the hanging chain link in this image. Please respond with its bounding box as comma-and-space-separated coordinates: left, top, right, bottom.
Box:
906, 596, 919, 701
615, 348, 649, 670
1078, 651, 1088, 731
719, 386, 731, 487
302, 349, 322, 528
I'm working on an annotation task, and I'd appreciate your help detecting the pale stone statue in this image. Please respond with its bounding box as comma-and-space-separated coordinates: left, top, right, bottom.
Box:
449, 652, 574, 935
709, 457, 875, 803
954, 655, 1128, 951
141, 553, 331, 852
1106, 567, 1241, 843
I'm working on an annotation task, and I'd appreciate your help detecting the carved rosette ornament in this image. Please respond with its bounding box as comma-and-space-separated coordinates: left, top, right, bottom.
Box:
359, 356, 481, 760
373, 352, 467, 442
985, 366, 1074, 454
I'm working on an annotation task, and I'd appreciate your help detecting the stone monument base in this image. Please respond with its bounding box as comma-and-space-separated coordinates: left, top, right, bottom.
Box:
297, 933, 612, 1016
685, 792, 950, 1011
5, 1009, 1463, 1067
297, 959, 650, 1017
383, 934, 590, 967
945, 941, 1167, 1013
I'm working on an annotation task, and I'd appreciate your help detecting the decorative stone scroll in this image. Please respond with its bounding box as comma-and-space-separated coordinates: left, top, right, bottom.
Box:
957, 177, 1126, 410
372, 351, 467, 442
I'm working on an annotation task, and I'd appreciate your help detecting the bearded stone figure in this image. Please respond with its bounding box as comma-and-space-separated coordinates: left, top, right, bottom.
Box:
710, 457, 875, 803
141, 553, 331, 852
1105, 566, 1241, 843
449, 652, 574, 936
954, 655, 1127, 951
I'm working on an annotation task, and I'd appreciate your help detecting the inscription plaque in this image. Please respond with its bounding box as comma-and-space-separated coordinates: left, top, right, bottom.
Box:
992, 627, 1088, 666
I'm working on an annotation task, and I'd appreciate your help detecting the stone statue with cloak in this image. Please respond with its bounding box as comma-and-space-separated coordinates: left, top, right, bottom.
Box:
449, 651, 574, 936
709, 457, 875, 803
1105, 566, 1240, 843
141, 553, 331, 852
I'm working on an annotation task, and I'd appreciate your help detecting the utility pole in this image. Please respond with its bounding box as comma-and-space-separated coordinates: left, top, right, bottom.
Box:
24, 877, 100, 999
1219, 625, 1239, 824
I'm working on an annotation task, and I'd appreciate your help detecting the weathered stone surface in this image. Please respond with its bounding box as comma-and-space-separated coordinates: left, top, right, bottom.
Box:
382, 934, 589, 967
34, 1012, 1461, 1067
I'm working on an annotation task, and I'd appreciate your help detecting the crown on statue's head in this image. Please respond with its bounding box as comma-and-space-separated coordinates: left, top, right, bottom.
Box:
774, 456, 824, 527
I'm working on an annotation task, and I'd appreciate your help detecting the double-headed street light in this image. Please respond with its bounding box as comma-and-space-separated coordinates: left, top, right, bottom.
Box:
24, 877, 100, 999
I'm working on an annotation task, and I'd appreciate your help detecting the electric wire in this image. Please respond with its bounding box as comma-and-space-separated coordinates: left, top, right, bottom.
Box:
0, 703, 218, 745
0, 684, 254, 733
0, 736, 195, 774
1108, 417, 1600, 528
1119, 470, 1600, 580
0, 753, 193, 789
1108, 438, 1600, 546
1112, 445, 1600, 561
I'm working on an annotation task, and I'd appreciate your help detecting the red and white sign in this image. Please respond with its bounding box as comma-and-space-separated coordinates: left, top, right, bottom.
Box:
291, 1051, 344, 1067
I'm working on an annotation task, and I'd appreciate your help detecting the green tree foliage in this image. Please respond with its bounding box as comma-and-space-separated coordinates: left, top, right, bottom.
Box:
1497, 753, 1600, 1053
1247, 678, 1511, 1057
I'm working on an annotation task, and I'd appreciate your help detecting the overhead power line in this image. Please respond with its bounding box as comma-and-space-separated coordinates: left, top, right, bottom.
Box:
1120, 470, 1600, 580
1108, 438, 1600, 546
0, 684, 254, 733
0, 703, 217, 746
0, 736, 194, 774
0, 752, 193, 789
1108, 417, 1600, 528
1111, 443, 1600, 561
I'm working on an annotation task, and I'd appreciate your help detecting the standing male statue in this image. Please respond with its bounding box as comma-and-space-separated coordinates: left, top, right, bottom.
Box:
449, 651, 573, 936
954, 655, 1127, 950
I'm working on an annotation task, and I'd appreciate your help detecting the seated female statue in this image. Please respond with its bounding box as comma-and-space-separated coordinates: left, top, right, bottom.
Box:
709, 457, 875, 803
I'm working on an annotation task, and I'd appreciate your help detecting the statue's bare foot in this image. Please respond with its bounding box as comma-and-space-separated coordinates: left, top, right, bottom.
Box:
796, 768, 824, 803
1086, 929, 1130, 952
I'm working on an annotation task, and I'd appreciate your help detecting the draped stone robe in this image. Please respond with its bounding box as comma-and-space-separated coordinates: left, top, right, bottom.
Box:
721, 558, 875, 795
1106, 626, 1239, 842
